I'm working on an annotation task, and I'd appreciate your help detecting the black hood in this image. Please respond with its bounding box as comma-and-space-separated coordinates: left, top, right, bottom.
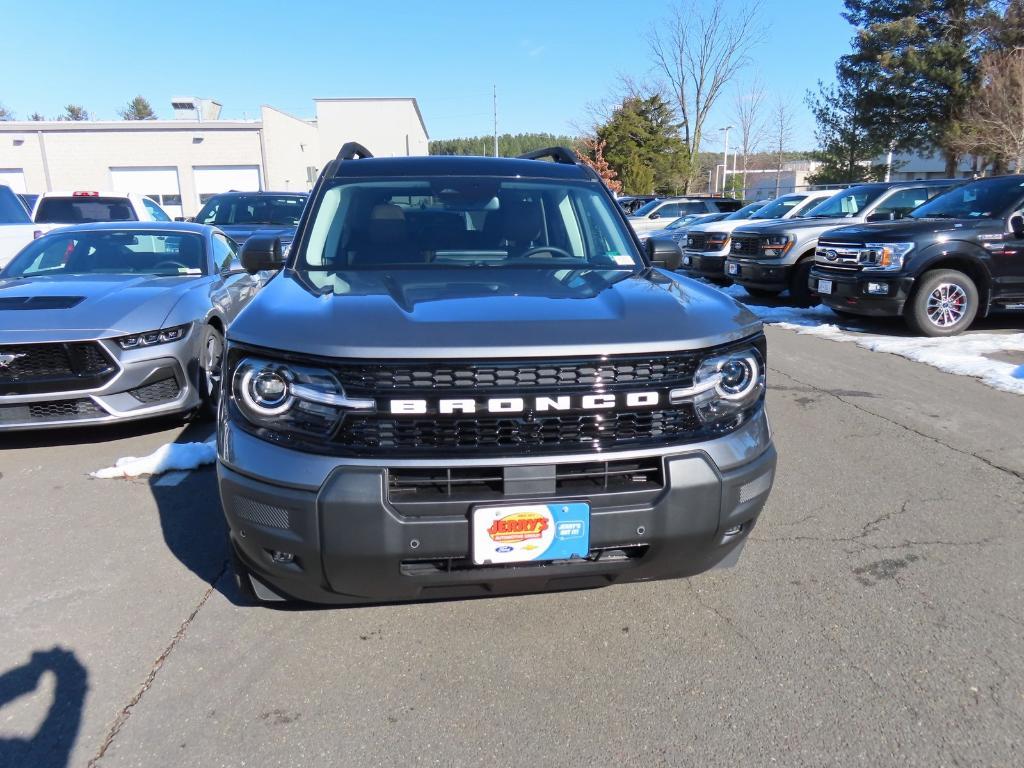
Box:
819, 218, 1001, 243
228, 268, 761, 359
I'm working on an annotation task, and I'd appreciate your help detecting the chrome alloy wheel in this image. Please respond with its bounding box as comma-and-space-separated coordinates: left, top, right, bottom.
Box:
925, 282, 968, 328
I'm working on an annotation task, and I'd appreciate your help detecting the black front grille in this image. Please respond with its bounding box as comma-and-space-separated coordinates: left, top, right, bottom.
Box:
129, 377, 181, 404
686, 233, 708, 251
0, 398, 104, 424
339, 407, 702, 455
0, 342, 117, 395
333, 354, 700, 394
730, 235, 763, 256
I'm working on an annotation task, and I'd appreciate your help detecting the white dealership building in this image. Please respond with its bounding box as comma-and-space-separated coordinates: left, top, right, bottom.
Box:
0, 97, 429, 218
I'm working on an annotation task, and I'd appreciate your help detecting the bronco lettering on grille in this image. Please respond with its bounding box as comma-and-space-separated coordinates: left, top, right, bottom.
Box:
389, 391, 661, 415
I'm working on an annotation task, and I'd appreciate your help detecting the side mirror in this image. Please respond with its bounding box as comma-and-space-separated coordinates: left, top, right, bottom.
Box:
646, 238, 682, 271
1010, 214, 1024, 239
650, 213, 661, 220
866, 210, 895, 223
240, 234, 284, 274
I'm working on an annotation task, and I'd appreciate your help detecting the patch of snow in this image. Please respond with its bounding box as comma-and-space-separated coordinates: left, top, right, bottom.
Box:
91, 438, 217, 479
715, 283, 1024, 396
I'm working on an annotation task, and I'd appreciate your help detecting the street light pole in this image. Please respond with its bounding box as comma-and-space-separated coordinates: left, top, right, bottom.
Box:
719, 125, 734, 195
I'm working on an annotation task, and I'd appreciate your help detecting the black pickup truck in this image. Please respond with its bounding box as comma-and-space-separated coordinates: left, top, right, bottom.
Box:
809, 175, 1024, 336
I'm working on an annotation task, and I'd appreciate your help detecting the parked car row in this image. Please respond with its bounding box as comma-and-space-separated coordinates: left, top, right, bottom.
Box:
655, 176, 1024, 336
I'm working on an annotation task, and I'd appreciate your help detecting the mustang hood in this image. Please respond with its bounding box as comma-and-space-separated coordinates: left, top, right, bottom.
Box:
216, 225, 296, 245
229, 268, 761, 359
0, 273, 202, 341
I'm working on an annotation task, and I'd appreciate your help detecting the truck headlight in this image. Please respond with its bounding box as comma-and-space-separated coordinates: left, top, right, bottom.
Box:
862, 242, 914, 271
707, 234, 731, 250
762, 235, 793, 257
231, 356, 374, 437
669, 346, 765, 431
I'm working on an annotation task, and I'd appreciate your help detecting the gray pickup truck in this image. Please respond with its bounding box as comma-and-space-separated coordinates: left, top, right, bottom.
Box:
725, 179, 958, 304
217, 144, 777, 605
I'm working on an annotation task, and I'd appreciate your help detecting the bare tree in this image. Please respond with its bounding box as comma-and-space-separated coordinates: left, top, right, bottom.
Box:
648, 0, 765, 192
0, 103, 12, 121
959, 49, 1024, 171
731, 77, 768, 198
769, 97, 795, 197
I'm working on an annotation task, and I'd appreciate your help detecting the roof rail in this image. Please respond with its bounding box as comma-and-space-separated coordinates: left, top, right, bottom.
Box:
336, 141, 374, 163
517, 146, 580, 165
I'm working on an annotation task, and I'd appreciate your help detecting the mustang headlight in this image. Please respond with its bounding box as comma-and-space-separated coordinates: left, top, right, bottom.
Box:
669, 346, 765, 431
115, 323, 191, 350
231, 356, 374, 437
861, 242, 914, 271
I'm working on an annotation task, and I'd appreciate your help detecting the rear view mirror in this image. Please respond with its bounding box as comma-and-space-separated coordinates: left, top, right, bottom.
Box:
646, 238, 682, 270
240, 234, 284, 274
1010, 214, 1024, 239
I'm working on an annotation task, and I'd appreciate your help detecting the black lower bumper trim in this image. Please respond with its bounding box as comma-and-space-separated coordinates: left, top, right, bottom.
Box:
725, 259, 792, 289
810, 267, 914, 316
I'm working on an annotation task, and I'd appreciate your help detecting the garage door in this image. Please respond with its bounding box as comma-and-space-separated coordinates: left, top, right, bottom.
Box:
193, 166, 262, 208
110, 167, 183, 219
0, 169, 27, 194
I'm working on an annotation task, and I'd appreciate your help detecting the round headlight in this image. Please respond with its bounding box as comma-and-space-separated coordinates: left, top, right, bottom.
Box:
239, 366, 293, 415
719, 357, 757, 397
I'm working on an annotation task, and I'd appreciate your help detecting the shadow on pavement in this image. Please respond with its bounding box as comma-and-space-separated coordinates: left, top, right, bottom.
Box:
0, 414, 190, 451
0, 648, 88, 768
146, 420, 251, 605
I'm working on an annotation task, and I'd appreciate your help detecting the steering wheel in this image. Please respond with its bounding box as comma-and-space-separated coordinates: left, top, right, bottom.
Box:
519, 245, 575, 260
153, 260, 189, 272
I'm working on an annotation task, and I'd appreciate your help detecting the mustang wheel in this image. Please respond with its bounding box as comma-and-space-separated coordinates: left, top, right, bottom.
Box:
197, 325, 225, 420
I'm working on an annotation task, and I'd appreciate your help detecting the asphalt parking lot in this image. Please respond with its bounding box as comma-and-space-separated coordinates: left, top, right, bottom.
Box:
1, 323, 1022, 768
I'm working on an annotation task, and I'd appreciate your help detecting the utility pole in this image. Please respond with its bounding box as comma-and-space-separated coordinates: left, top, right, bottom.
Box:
493, 85, 499, 158
719, 125, 734, 195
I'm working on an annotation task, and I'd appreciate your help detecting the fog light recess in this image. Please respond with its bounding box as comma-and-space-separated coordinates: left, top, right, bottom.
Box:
739, 471, 773, 503
866, 282, 889, 295
270, 550, 295, 564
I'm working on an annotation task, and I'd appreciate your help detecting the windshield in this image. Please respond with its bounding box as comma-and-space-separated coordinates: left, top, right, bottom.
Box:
34, 196, 139, 224
723, 202, 765, 221
0, 186, 31, 224
804, 185, 888, 218
749, 194, 807, 220
2, 230, 207, 278
297, 177, 642, 286
196, 194, 307, 227
910, 177, 1024, 220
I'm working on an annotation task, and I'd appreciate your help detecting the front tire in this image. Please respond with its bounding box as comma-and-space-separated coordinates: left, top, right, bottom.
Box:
788, 259, 816, 307
905, 269, 978, 337
196, 325, 225, 420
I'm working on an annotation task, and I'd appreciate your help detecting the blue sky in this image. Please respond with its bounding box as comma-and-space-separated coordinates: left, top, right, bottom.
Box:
0, 0, 853, 150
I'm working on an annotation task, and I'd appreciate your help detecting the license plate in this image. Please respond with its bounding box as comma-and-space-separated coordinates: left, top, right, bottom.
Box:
472, 502, 590, 565
727, 262, 739, 275
817, 279, 833, 295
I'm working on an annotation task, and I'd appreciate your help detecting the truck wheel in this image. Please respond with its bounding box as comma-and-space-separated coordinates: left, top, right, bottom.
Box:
788, 259, 816, 308
196, 325, 224, 421
906, 269, 978, 336
744, 286, 781, 298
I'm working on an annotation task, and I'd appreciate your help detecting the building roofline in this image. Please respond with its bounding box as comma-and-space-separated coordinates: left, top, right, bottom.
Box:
313, 97, 429, 140
0, 120, 262, 132
259, 104, 316, 126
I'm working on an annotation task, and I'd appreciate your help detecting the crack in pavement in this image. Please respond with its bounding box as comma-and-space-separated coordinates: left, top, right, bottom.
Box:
684, 581, 769, 667
769, 366, 1024, 484
87, 559, 229, 767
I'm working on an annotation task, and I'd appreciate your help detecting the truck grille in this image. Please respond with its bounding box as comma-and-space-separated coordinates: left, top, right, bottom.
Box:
730, 234, 763, 256
685, 232, 709, 251
0, 342, 117, 396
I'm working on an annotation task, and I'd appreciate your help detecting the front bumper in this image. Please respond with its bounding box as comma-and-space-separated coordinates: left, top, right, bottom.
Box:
724, 258, 792, 290
217, 410, 776, 605
680, 250, 730, 281
0, 331, 202, 430
809, 267, 915, 316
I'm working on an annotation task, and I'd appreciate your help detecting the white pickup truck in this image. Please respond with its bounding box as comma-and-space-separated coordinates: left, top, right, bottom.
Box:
0, 185, 48, 268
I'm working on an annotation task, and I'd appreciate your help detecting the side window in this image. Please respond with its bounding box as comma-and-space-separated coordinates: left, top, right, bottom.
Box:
874, 188, 928, 219
658, 203, 681, 218
211, 234, 237, 272
142, 198, 171, 222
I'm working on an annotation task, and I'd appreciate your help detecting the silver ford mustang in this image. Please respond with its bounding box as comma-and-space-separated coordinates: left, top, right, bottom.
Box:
0, 222, 261, 430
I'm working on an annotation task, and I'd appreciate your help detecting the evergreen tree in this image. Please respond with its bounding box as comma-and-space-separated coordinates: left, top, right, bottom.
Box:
596, 95, 688, 195
28, 112, 44, 121
430, 133, 576, 157
805, 80, 889, 185
0, 103, 12, 121
119, 96, 156, 120
61, 104, 89, 121
837, 0, 992, 176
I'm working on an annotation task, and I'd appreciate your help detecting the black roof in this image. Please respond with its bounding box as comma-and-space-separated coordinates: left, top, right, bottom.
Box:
332, 154, 594, 181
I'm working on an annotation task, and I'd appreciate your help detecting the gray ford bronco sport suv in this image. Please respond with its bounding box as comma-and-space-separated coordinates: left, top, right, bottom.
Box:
218, 143, 777, 605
